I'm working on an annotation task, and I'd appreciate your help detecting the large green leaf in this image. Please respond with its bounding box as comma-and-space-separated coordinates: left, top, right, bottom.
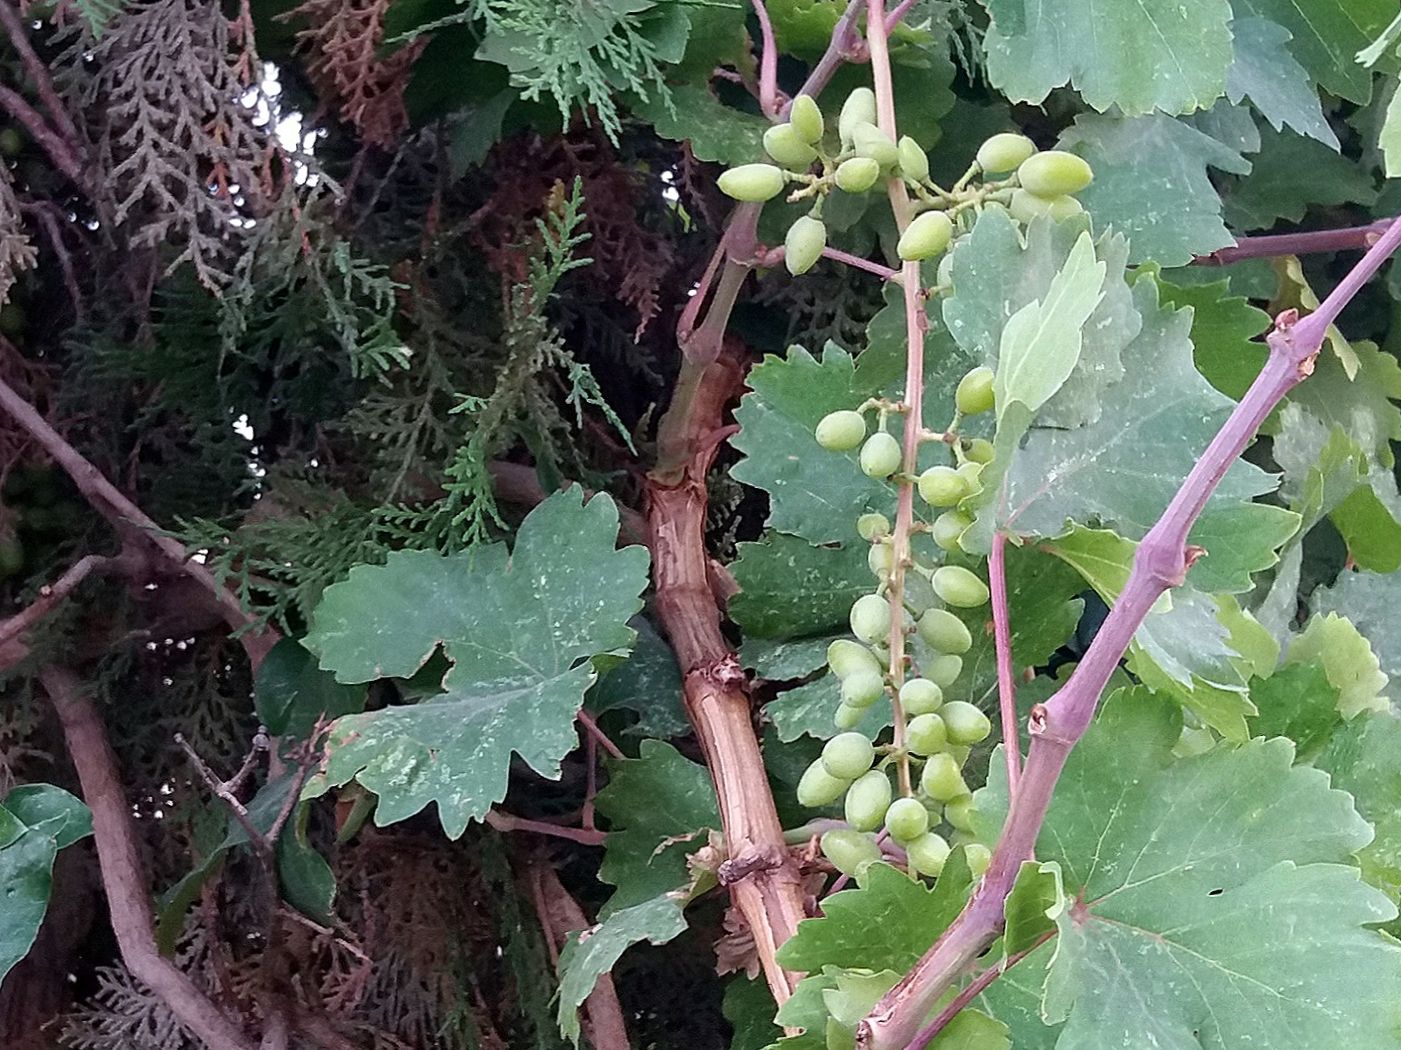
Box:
254, 638, 365, 738
0, 785, 91, 984
595, 739, 719, 914
977, 688, 1401, 1049
1223, 125, 1378, 230
1315, 712, 1401, 908
1058, 113, 1248, 266
630, 82, 767, 165
729, 533, 872, 639
765, 668, 893, 743
1285, 612, 1389, 718
1225, 16, 1337, 146
586, 616, 689, 738
981, 0, 1233, 115
556, 893, 690, 1044
304, 487, 650, 837
1153, 273, 1270, 401
1312, 569, 1401, 689
1231, 0, 1395, 103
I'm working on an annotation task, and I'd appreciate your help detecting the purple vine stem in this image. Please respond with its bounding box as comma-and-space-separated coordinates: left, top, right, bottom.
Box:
856, 214, 1401, 1050
1195, 219, 1394, 266
988, 532, 1020, 796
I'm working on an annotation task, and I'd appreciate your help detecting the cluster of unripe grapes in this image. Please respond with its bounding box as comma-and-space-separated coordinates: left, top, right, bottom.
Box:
716, 87, 1094, 278
794, 368, 1006, 884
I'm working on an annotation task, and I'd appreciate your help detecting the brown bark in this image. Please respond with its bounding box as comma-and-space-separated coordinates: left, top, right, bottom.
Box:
647, 348, 808, 1004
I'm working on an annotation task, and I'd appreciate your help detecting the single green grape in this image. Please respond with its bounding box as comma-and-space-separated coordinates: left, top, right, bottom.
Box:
717, 163, 786, 202
897, 136, 929, 182
956, 462, 984, 498
844, 769, 893, 832
785, 215, 827, 275
926, 654, 963, 689
823, 732, 876, 780
764, 122, 818, 168
790, 94, 824, 144
906, 830, 952, 876
815, 409, 866, 451
897, 210, 953, 262
859, 432, 902, 478
835, 156, 881, 194
798, 759, 851, 806
906, 713, 948, 755
955, 366, 995, 415
946, 794, 978, 832
838, 88, 877, 147
856, 512, 891, 541
898, 677, 943, 715
917, 608, 972, 654
1017, 150, 1093, 196
932, 565, 990, 608
867, 543, 894, 577
821, 828, 882, 876
828, 638, 881, 679
841, 668, 886, 708
869, 643, 891, 668
941, 701, 992, 745
834, 703, 864, 730
917, 465, 967, 507
1010, 189, 1083, 224
964, 842, 992, 877
975, 132, 1036, 174
885, 797, 930, 843
852, 123, 899, 169
965, 437, 995, 464
920, 752, 968, 801
850, 593, 892, 644
936, 252, 954, 289
931, 510, 972, 552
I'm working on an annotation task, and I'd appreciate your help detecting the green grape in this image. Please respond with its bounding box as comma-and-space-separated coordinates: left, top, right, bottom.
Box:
931, 510, 971, 552
717, 163, 787, 202
1044, 194, 1084, 220
815, 409, 866, 451
964, 842, 992, 877
955, 366, 995, 415
844, 769, 893, 832
869, 643, 891, 668
932, 565, 990, 608
906, 713, 947, 755
868, 543, 894, 577
834, 703, 865, 730
936, 252, 954, 289
956, 462, 984, 497
822, 732, 876, 780
916, 465, 967, 507
790, 94, 824, 144
821, 828, 882, 875
856, 512, 891, 541
798, 759, 851, 806
764, 122, 818, 168
927, 654, 963, 689
850, 593, 892, 643
859, 432, 902, 478
942, 700, 992, 744
906, 831, 952, 876
975, 132, 1036, 174
897, 136, 929, 182
917, 608, 972, 654
898, 677, 943, 715
838, 88, 877, 147
920, 753, 967, 801
965, 437, 995, 464
885, 796, 929, 843
1009, 188, 1082, 223
841, 669, 886, 708
946, 795, 978, 832
826, 1018, 856, 1050
897, 210, 953, 261
828, 638, 881, 679
1018, 150, 1093, 196
852, 123, 899, 169
835, 156, 881, 193
919, 796, 944, 824
785, 215, 827, 275
0, 127, 21, 158
948, 744, 971, 766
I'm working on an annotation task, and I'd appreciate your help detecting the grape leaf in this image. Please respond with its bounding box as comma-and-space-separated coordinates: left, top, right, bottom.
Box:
0, 785, 90, 984
1315, 712, 1401, 909
983, 280, 1277, 543
766, 671, 892, 742
595, 739, 720, 914
1247, 661, 1342, 753
254, 638, 365, 739
630, 82, 767, 165
729, 533, 872, 639
1272, 403, 1371, 531
1225, 16, 1338, 146
1224, 126, 1378, 230
1285, 612, 1389, 718
304, 487, 650, 837
741, 635, 832, 682
945, 211, 1133, 430
725, 976, 781, 1050
981, 0, 1233, 116
556, 893, 690, 1044
586, 617, 689, 738
1057, 113, 1248, 266
1380, 85, 1401, 177
1312, 569, 1401, 688
1002, 861, 1063, 958
1231, 0, 1396, 103
977, 688, 1401, 1050
1152, 273, 1270, 401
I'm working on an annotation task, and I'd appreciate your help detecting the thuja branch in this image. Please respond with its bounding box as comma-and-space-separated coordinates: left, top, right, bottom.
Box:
857, 215, 1401, 1050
